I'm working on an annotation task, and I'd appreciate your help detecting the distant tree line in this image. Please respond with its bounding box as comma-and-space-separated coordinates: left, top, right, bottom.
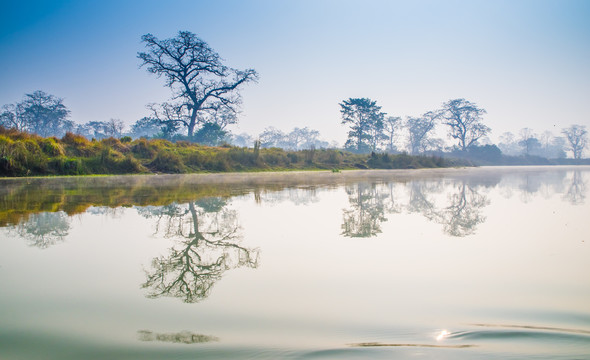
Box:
338, 96, 588, 160
1, 30, 588, 161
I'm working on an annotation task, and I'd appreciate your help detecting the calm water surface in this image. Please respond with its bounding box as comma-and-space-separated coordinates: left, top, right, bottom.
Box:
1, 167, 589, 359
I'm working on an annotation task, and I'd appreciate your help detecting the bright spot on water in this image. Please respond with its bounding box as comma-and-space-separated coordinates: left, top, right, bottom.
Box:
436, 329, 450, 341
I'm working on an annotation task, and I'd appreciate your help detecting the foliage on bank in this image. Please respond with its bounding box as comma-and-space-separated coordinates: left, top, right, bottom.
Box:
0, 127, 456, 177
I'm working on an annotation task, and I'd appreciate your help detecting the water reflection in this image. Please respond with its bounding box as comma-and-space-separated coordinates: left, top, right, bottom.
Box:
341, 179, 490, 238
10, 211, 70, 248
422, 181, 489, 237
341, 183, 395, 237
564, 171, 586, 205
1, 168, 588, 246
137, 330, 218, 344
139, 198, 259, 303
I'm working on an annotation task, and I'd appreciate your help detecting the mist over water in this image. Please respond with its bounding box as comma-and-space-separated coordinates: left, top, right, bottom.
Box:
1, 167, 589, 359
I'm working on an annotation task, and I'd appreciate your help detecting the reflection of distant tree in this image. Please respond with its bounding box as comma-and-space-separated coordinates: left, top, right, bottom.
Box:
344, 179, 490, 238
341, 183, 393, 237
410, 180, 489, 237
563, 171, 586, 205
138, 330, 218, 344
140, 198, 259, 303
14, 212, 70, 248
252, 187, 320, 206
407, 181, 442, 218
434, 182, 489, 237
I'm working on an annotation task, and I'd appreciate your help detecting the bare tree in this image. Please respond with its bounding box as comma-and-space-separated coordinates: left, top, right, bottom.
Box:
0, 103, 27, 131
439, 98, 490, 151
406, 112, 437, 154
258, 127, 286, 148
562, 124, 588, 159
105, 118, 125, 138
383, 116, 401, 152
138, 31, 258, 137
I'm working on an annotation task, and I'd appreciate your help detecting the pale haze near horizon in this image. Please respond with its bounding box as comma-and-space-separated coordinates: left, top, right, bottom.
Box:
0, 0, 588, 146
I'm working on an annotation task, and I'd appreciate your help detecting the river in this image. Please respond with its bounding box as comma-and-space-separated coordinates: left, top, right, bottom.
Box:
1, 166, 589, 359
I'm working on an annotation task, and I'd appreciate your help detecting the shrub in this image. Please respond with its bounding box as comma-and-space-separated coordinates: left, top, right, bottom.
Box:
131, 138, 157, 159
48, 157, 84, 175
39, 138, 65, 156
148, 150, 186, 173
100, 137, 129, 153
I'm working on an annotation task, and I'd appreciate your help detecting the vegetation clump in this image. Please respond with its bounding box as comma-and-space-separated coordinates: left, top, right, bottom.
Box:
0, 127, 459, 177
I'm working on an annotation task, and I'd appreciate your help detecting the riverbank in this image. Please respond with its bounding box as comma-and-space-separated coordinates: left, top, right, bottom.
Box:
0, 127, 461, 177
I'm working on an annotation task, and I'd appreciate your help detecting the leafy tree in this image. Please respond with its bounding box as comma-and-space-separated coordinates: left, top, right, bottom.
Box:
84, 121, 110, 139
439, 98, 490, 151
562, 124, 588, 159
193, 122, 228, 145
406, 112, 438, 154
518, 128, 540, 156
229, 132, 254, 147
138, 31, 258, 137
0, 91, 71, 137
340, 98, 385, 153
130, 117, 161, 138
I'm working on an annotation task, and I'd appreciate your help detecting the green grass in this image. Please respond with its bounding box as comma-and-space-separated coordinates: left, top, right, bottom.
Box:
0, 127, 458, 177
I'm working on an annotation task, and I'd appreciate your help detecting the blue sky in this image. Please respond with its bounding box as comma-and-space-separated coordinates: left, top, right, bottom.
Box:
1, 0, 589, 145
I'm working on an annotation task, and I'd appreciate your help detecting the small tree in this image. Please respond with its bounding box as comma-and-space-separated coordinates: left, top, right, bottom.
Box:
562, 124, 588, 159
130, 117, 161, 138
105, 118, 125, 138
193, 122, 228, 146
258, 127, 286, 148
439, 98, 490, 151
340, 98, 385, 153
383, 116, 401, 152
518, 128, 540, 156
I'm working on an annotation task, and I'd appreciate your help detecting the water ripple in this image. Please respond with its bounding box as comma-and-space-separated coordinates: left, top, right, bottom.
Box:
447, 323, 590, 343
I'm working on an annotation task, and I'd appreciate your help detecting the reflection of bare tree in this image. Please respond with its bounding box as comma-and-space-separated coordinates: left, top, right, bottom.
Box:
14, 212, 70, 248
563, 171, 586, 205
341, 183, 392, 238
407, 181, 442, 218
141, 198, 259, 303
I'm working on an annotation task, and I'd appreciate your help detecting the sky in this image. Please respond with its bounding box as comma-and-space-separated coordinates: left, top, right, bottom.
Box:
1, 0, 589, 146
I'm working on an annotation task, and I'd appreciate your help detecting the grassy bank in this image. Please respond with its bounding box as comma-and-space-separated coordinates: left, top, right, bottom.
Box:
0, 127, 460, 177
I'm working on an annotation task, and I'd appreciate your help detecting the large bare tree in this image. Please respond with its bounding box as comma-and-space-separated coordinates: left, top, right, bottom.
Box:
439, 98, 490, 152
562, 124, 588, 159
138, 31, 258, 138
